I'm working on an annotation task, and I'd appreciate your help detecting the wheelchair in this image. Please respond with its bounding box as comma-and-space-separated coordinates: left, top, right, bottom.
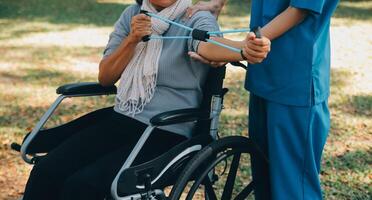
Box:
11, 65, 268, 200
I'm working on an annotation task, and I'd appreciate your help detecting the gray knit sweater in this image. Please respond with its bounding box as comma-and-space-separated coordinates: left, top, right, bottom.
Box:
103, 4, 220, 138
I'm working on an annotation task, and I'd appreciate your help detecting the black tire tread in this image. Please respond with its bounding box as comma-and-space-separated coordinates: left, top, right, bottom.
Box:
169, 136, 260, 200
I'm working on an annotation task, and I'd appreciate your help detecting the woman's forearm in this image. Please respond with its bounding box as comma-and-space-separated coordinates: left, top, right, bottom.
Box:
98, 36, 138, 86
197, 37, 244, 62
261, 6, 308, 41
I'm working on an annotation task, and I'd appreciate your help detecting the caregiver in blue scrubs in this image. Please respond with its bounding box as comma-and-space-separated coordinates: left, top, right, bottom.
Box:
188, 0, 339, 199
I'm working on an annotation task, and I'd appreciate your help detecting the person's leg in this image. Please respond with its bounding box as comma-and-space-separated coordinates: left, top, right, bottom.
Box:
303, 101, 330, 199
27, 107, 113, 154
60, 144, 132, 200
23, 111, 147, 200
248, 94, 271, 200
266, 100, 330, 200
59, 129, 187, 200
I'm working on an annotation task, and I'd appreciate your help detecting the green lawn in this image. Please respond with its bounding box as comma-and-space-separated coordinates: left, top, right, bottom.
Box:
0, 0, 371, 199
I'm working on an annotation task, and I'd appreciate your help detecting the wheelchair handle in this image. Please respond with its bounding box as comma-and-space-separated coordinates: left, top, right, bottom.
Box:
11, 142, 21, 152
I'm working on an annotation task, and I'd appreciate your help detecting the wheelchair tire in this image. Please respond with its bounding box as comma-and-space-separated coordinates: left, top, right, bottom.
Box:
169, 136, 267, 200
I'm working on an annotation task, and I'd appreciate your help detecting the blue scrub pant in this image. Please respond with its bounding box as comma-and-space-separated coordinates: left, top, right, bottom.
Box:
249, 94, 330, 200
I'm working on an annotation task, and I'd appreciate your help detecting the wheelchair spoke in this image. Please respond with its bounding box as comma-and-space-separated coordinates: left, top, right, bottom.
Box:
185, 152, 232, 200
234, 181, 254, 200
204, 178, 218, 200
221, 153, 241, 200
169, 137, 258, 200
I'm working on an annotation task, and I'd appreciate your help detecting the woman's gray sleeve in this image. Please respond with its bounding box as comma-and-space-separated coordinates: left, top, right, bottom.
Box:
187, 11, 221, 52
103, 5, 139, 58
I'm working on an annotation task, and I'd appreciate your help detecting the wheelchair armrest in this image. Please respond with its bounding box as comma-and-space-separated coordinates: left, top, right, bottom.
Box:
150, 108, 210, 126
56, 82, 117, 96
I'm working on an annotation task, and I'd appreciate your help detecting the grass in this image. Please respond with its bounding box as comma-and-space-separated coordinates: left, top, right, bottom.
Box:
0, 0, 371, 199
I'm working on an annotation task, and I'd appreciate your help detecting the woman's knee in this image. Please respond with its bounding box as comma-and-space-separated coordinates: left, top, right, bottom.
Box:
60, 171, 104, 200
28, 159, 60, 183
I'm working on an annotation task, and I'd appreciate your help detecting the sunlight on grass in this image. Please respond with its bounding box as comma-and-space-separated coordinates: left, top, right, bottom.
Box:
2, 27, 111, 47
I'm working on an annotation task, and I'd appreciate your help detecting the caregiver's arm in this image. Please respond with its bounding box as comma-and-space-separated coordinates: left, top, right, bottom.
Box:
196, 34, 270, 63
98, 14, 151, 86
197, 38, 242, 62
260, 6, 308, 41
196, 6, 308, 63
238, 6, 307, 64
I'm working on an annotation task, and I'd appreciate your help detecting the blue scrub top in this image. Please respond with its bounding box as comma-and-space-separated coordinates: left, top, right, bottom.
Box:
245, 0, 339, 106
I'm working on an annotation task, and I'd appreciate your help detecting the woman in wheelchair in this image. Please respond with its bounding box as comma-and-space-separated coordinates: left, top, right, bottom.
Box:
22, 0, 270, 199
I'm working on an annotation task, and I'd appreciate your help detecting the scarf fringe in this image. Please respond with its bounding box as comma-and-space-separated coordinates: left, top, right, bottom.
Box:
118, 74, 157, 116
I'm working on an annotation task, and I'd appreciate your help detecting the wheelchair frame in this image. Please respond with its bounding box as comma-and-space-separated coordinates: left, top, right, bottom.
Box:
16, 82, 224, 200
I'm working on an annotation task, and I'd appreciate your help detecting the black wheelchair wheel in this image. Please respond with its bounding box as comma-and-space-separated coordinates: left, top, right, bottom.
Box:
169, 136, 267, 200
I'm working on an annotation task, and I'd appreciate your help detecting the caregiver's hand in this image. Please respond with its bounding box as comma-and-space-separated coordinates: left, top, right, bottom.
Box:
243, 32, 271, 64
128, 14, 152, 43
188, 52, 226, 67
187, 0, 225, 18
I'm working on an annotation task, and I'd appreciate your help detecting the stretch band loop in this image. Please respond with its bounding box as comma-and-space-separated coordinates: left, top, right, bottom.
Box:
149, 36, 192, 40
192, 29, 210, 42
142, 35, 151, 42
208, 28, 251, 35
140, 10, 149, 15
137, 11, 262, 55
147, 12, 194, 31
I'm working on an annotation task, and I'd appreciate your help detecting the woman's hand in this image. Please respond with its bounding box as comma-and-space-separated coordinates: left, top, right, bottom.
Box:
99, 14, 151, 86
242, 32, 271, 64
128, 14, 152, 43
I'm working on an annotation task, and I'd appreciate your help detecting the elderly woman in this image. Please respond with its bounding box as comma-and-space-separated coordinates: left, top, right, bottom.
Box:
22, 0, 270, 199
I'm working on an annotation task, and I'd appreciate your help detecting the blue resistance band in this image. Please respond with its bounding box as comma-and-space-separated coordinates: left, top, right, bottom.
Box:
140, 10, 261, 54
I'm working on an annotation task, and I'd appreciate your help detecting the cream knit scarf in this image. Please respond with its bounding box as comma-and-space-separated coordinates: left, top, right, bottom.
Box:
116, 0, 192, 116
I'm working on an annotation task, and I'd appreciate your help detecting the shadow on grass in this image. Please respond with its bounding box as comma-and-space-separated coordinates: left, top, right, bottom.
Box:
334, 1, 372, 21
329, 69, 371, 118
223, 0, 372, 21
350, 95, 372, 117
2, 45, 104, 61
0, 0, 130, 26
330, 68, 351, 89
0, 96, 115, 132
323, 148, 371, 173
222, 0, 251, 17
322, 148, 371, 199
0, 20, 73, 41
1, 0, 371, 28
0, 104, 49, 131
0, 0, 253, 27
0, 68, 83, 87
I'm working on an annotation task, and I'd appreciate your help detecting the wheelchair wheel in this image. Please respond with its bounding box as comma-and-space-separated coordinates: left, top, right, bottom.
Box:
169, 136, 267, 200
